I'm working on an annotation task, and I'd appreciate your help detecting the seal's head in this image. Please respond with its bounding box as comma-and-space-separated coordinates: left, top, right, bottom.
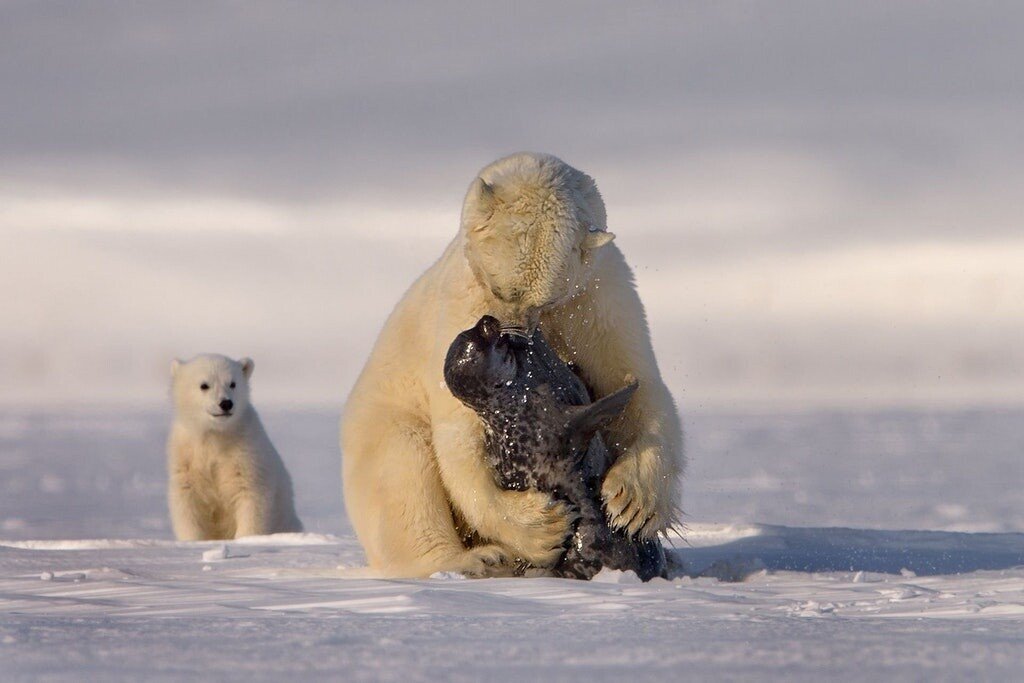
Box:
445, 316, 639, 455
443, 315, 518, 411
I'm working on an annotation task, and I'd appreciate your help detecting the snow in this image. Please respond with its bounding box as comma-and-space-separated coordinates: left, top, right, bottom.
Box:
1, 409, 1022, 680
201, 544, 229, 561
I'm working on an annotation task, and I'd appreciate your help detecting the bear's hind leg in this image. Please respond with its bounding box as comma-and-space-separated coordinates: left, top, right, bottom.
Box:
343, 409, 504, 577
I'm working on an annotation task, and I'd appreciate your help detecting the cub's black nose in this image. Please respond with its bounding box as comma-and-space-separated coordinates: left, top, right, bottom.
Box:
219, 399, 234, 412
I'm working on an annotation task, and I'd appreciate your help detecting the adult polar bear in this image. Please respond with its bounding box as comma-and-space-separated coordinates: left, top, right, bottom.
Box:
342, 152, 683, 577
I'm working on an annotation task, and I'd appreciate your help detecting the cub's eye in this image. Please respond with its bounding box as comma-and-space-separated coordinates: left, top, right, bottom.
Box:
229, 382, 236, 389
200, 383, 209, 391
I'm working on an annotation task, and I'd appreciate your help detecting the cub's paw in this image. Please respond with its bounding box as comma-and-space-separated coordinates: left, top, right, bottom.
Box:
498, 489, 577, 568
602, 457, 663, 539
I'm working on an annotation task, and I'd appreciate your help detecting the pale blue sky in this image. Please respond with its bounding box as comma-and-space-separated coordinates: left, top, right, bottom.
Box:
2, 1, 1022, 408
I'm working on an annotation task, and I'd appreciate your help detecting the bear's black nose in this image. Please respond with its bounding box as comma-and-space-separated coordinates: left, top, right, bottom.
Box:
219, 399, 234, 413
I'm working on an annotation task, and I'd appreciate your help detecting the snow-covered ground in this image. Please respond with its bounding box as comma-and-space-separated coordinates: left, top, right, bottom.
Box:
1, 409, 1022, 681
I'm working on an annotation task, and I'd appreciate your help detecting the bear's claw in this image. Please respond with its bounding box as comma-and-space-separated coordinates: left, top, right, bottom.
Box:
602, 457, 664, 539
493, 490, 575, 568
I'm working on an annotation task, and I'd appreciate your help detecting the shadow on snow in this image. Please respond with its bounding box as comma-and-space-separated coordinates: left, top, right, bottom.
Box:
669, 524, 1024, 581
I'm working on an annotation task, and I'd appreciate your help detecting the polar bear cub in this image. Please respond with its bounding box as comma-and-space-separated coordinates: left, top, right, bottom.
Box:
167, 354, 302, 540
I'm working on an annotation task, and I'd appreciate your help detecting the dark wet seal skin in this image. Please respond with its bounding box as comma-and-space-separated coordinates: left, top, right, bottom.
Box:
444, 315, 668, 581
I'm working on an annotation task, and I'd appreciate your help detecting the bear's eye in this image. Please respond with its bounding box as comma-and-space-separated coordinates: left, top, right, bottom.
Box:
229, 382, 236, 389
200, 383, 209, 391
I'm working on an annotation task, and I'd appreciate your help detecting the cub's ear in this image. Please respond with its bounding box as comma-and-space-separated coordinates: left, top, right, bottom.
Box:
582, 230, 615, 250
170, 359, 182, 377
565, 378, 639, 449
465, 177, 497, 232
240, 357, 255, 379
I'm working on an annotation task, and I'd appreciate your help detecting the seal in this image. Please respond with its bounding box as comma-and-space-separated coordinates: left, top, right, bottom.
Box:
444, 315, 668, 581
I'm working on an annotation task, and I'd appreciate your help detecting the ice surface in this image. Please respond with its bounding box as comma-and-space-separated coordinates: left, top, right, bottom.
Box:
0, 409, 1022, 681
201, 544, 229, 561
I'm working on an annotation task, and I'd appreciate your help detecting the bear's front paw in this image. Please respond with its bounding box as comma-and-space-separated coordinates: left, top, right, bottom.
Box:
602, 456, 664, 539
459, 544, 517, 578
497, 489, 577, 568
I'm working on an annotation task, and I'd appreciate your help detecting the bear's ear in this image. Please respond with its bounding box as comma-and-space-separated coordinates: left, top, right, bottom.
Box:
466, 177, 496, 232
170, 359, 182, 377
240, 357, 255, 379
582, 230, 615, 251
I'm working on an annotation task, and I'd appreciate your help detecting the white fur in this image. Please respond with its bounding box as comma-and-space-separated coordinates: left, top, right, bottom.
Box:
342, 152, 683, 578
167, 354, 302, 540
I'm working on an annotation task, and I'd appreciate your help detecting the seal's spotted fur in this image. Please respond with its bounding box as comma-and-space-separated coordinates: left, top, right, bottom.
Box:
444, 315, 667, 580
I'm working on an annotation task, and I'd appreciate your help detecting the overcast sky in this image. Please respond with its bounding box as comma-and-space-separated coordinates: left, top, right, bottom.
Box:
2, 1, 1022, 410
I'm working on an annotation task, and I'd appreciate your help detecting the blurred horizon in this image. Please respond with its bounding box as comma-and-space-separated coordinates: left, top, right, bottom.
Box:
2, 2, 1022, 411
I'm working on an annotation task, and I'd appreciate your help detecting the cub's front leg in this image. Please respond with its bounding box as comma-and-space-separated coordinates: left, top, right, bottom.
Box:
233, 491, 275, 538
167, 435, 209, 541
229, 462, 275, 538
168, 479, 207, 541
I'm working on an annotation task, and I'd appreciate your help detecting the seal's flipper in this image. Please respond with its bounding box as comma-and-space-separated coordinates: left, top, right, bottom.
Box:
578, 432, 613, 480
565, 380, 639, 451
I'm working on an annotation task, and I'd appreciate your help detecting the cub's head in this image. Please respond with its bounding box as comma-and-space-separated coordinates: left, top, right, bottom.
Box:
170, 354, 255, 430
461, 152, 616, 329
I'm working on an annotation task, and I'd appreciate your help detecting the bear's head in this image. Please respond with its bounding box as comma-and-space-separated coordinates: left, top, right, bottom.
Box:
170, 354, 255, 430
461, 152, 615, 329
